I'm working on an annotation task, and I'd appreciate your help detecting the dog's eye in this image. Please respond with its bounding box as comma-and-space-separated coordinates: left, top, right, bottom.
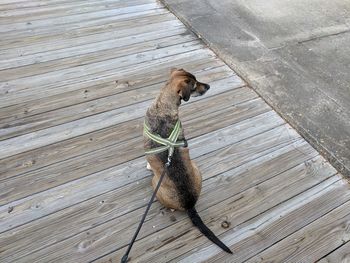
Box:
184, 79, 191, 84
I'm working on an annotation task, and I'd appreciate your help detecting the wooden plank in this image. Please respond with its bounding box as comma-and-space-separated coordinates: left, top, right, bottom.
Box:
1, 46, 212, 108
0, 85, 258, 184
0, 13, 177, 71
0, 18, 182, 58
0, 0, 63, 6
0, 0, 84, 9
28, 153, 332, 262
0, 1, 157, 24
0, 6, 166, 34
0, 61, 227, 123
318, 242, 350, 263
1, 76, 249, 190
0, 70, 239, 140
0, 124, 300, 258
0, 70, 244, 159
0, 0, 88, 10
0, 64, 233, 179
0, 61, 230, 178
0, 49, 216, 107
1, 9, 168, 43
0, 10, 174, 56
0, 8, 168, 41
0, 3, 162, 36
0, 30, 194, 82
0, 98, 147, 157
0, 50, 221, 111
0, 111, 285, 232
1, 29, 191, 81
0, 0, 153, 18
92, 154, 336, 263
0, 126, 309, 262
0, 11, 175, 55
173, 177, 350, 263
247, 198, 350, 263
0, 94, 270, 206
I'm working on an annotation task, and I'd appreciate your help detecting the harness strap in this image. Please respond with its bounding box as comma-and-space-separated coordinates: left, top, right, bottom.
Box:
144, 119, 186, 156
121, 121, 186, 262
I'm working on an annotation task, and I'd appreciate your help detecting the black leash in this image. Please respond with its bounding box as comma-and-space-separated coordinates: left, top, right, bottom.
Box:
120, 157, 172, 263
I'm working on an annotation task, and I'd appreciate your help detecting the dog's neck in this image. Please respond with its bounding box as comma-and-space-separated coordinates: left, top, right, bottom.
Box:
151, 85, 180, 120
146, 86, 181, 138
158, 92, 179, 115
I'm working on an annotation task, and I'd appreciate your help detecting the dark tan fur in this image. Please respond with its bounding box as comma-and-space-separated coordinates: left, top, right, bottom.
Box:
143, 68, 210, 211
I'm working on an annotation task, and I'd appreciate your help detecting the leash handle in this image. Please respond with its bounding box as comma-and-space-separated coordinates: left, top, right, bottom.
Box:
120, 158, 171, 263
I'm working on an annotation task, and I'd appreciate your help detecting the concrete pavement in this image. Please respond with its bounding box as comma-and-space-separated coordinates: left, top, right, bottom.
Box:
162, 0, 350, 177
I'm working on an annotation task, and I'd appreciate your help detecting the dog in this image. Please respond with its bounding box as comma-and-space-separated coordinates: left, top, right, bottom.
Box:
143, 68, 232, 254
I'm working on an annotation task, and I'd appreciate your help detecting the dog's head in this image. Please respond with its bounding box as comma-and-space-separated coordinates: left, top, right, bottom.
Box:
170, 68, 210, 102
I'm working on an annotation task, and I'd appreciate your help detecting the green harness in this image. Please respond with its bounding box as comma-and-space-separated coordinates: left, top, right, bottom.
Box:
143, 119, 186, 157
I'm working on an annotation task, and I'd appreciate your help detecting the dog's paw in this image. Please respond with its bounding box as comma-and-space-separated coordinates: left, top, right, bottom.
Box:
146, 162, 152, 171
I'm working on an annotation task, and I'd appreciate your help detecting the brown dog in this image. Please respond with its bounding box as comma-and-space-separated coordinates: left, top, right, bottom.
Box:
143, 68, 232, 254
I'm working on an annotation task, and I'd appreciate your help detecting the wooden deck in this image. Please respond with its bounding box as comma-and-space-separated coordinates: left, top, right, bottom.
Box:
0, 0, 349, 262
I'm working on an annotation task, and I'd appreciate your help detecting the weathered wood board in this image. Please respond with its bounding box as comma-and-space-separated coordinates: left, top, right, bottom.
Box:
0, 0, 347, 262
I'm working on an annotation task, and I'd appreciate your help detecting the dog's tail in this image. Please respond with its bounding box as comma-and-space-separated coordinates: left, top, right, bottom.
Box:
187, 207, 232, 254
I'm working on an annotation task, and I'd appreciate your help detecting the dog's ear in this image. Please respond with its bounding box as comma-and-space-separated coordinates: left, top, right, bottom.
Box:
178, 79, 192, 102
170, 68, 185, 76
170, 67, 178, 74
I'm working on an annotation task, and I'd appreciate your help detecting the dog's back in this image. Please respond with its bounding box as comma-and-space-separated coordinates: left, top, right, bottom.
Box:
144, 68, 232, 254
